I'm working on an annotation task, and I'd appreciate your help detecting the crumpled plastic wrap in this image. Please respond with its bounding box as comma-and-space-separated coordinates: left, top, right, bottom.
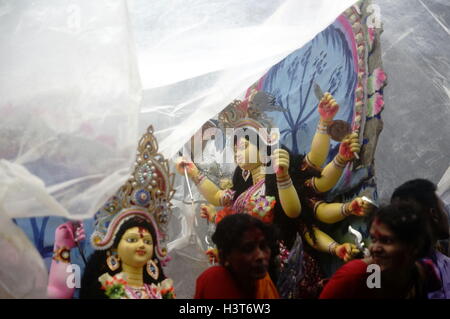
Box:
0, 213, 48, 298
132, 0, 359, 158
0, 0, 142, 221
373, 0, 450, 200
437, 166, 450, 218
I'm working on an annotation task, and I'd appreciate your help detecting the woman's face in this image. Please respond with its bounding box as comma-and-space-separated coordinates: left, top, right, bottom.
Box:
117, 226, 154, 268
368, 219, 414, 272
235, 137, 261, 171
225, 227, 271, 281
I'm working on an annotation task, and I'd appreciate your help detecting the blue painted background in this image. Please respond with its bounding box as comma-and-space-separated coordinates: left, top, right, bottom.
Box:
263, 23, 357, 162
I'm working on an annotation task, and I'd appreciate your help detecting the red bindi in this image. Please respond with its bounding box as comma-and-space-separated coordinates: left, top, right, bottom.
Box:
138, 227, 146, 238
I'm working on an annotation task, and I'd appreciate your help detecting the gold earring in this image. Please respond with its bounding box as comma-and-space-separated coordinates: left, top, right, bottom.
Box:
242, 169, 250, 182
106, 251, 120, 271
146, 259, 159, 280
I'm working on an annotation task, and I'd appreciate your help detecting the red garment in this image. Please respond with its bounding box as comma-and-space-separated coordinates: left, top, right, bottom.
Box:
319, 259, 372, 299
194, 266, 279, 299
320, 259, 442, 299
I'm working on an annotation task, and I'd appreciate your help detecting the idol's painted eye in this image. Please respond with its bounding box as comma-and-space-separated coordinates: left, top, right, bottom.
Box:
126, 238, 138, 243
144, 239, 152, 245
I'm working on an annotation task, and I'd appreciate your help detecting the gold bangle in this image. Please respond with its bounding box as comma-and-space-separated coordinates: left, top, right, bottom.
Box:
313, 201, 325, 218
276, 174, 290, 182
341, 203, 351, 217
316, 122, 328, 134
277, 177, 293, 190
333, 156, 347, 169
192, 172, 206, 185
219, 189, 235, 207
53, 246, 71, 263
328, 241, 338, 256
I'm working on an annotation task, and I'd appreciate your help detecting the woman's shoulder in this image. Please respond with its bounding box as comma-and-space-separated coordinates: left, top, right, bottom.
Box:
333, 259, 369, 277
416, 258, 443, 295
195, 266, 243, 299
319, 259, 370, 299
197, 265, 232, 281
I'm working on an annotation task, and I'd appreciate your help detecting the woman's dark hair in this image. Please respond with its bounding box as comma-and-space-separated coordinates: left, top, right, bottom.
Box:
391, 179, 438, 211
231, 131, 319, 249
367, 202, 433, 259
79, 216, 166, 299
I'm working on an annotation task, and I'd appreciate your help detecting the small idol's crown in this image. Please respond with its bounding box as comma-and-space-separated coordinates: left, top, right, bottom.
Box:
90, 126, 175, 263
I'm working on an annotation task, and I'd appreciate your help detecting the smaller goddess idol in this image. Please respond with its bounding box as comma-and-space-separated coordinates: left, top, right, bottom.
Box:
48, 126, 176, 299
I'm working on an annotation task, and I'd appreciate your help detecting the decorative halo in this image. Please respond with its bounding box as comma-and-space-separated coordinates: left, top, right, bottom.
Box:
90, 126, 175, 264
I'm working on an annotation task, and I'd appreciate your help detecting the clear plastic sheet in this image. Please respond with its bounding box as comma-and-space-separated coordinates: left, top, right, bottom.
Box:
132, 0, 358, 158
373, 0, 450, 200
0, 0, 142, 221
0, 213, 48, 298
437, 166, 450, 221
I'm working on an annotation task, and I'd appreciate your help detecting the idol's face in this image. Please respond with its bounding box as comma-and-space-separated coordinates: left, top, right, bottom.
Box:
235, 137, 261, 171
117, 226, 153, 268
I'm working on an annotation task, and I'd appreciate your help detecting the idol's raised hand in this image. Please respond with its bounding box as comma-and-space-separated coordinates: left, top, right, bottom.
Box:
318, 92, 339, 123
272, 148, 290, 177
344, 197, 375, 217
334, 243, 360, 262
54, 221, 85, 250
175, 157, 199, 177
337, 132, 360, 162
200, 204, 217, 223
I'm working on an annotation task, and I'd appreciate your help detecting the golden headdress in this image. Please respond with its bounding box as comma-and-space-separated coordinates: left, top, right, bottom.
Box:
218, 89, 285, 146
90, 126, 175, 264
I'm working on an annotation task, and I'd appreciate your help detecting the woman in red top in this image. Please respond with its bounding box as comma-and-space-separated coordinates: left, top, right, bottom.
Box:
195, 214, 279, 299
320, 202, 441, 299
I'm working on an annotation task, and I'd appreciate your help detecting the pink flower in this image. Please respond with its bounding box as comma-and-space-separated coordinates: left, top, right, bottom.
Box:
367, 93, 385, 117
374, 93, 384, 114
245, 196, 276, 223
373, 68, 387, 89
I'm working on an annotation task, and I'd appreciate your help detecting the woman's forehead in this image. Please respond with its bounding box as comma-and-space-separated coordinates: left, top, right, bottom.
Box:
370, 219, 393, 237
240, 227, 265, 241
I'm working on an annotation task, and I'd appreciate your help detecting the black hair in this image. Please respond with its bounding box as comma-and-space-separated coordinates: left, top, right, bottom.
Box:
212, 214, 278, 273
79, 216, 166, 299
231, 130, 319, 249
391, 179, 438, 211
367, 202, 433, 259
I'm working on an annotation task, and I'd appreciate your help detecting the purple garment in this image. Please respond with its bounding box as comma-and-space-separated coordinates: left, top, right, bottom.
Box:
428, 250, 450, 299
